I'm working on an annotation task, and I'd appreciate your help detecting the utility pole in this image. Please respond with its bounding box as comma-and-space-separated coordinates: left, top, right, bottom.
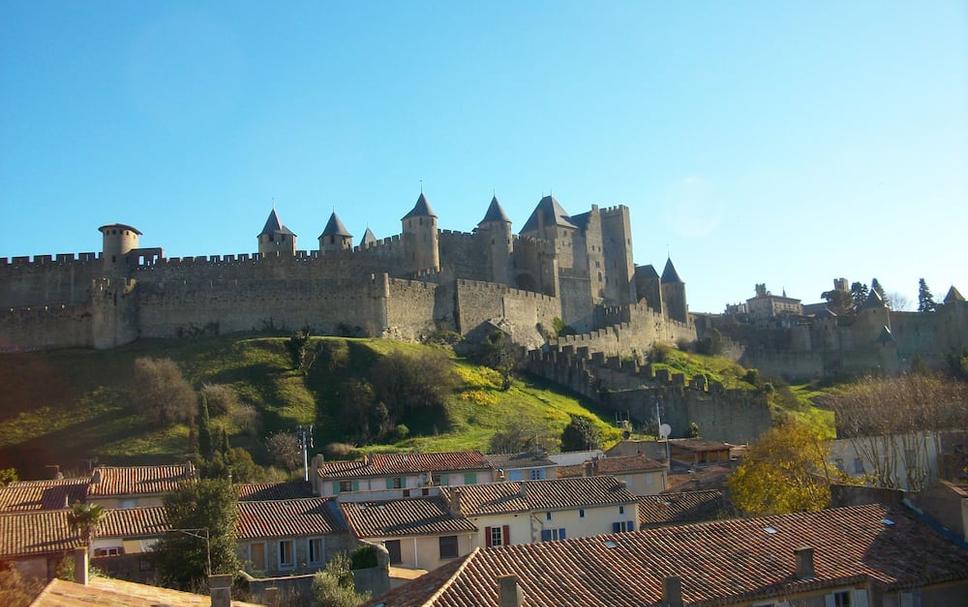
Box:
296, 425, 314, 482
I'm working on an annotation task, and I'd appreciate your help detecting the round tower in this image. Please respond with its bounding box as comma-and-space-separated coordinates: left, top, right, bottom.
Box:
257, 208, 297, 256
318, 211, 353, 254
477, 195, 513, 284
401, 192, 439, 272
99, 224, 141, 272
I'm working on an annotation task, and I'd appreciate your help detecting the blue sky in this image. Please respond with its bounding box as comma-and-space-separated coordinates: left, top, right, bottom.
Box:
1, 1, 965, 312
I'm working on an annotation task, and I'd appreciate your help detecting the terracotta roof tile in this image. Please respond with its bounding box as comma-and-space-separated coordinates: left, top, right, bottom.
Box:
98, 507, 169, 539
637, 490, 725, 527
484, 452, 556, 470
88, 465, 193, 497
0, 510, 80, 557
367, 504, 968, 607
318, 452, 492, 480
31, 577, 264, 607
439, 476, 636, 517
0, 478, 89, 512
236, 481, 314, 501
235, 498, 346, 540
341, 497, 477, 539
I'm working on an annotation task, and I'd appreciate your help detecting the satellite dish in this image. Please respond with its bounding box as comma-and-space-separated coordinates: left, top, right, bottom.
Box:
659, 424, 672, 439
622, 430, 631, 440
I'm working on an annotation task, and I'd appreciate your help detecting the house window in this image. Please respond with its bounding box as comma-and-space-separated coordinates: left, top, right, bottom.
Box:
540, 528, 566, 542
579, 509, 585, 518
94, 547, 122, 557
612, 521, 635, 533
618, 505, 625, 515
439, 535, 458, 559
529, 468, 545, 480
852, 458, 864, 474
308, 538, 323, 564
278, 540, 294, 569
432, 472, 449, 485
463, 472, 477, 485
250, 542, 266, 571
339, 480, 353, 492
421, 488, 430, 496
490, 526, 504, 547
387, 477, 403, 489
830, 591, 852, 607
385, 540, 402, 565
119, 499, 137, 509
545, 512, 552, 521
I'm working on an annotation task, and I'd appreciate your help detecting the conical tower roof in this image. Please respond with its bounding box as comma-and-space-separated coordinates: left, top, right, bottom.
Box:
944, 286, 965, 304
520, 195, 577, 233
360, 227, 378, 247
661, 257, 682, 284
258, 208, 295, 237
877, 325, 896, 345
319, 211, 352, 239
478, 196, 511, 225
862, 288, 887, 309
402, 192, 437, 220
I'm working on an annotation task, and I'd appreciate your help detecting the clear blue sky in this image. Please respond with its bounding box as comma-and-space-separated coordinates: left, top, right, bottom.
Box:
1, 2, 965, 312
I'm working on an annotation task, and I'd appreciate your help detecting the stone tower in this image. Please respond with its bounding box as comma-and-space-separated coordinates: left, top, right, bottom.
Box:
360, 227, 378, 249
318, 212, 353, 254
99, 223, 141, 274
660, 257, 688, 323
401, 192, 439, 272
600, 205, 636, 304
477, 196, 513, 285
257, 209, 296, 256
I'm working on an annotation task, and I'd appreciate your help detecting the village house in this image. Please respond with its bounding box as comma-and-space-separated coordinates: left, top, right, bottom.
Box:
0, 509, 82, 579
89, 506, 169, 580
85, 464, 194, 509
668, 438, 733, 466
485, 452, 558, 481
340, 497, 477, 571
235, 497, 356, 576
235, 480, 314, 501
0, 478, 89, 513
367, 504, 968, 607
557, 454, 667, 495
438, 476, 639, 548
637, 489, 726, 529
313, 452, 494, 499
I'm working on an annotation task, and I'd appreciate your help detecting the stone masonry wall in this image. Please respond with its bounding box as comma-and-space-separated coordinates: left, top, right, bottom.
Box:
551, 301, 696, 358
455, 279, 561, 349
0, 254, 102, 308
0, 303, 92, 351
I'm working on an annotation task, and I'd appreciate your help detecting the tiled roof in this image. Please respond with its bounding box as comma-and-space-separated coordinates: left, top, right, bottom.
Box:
0, 510, 79, 557
0, 478, 89, 512
669, 439, 731, 453
439, 476, 636, 517
341, 497, 477, 539
258, 208, 295, 237
637, 490, 725, 527
367, 504, 968, 607
87, 465, 193, 497
485, 452, 556, 470
320, 211, 352, 238
317, 452, 492, 480
236, 481, 314, 501
520, 195, 577, 233
478, 196, 510, 225
401, 192, 437, 219
31, 577, 264, 607
98, 507, 169, 539
235, 498, 346, 540
556, 455, 665, 478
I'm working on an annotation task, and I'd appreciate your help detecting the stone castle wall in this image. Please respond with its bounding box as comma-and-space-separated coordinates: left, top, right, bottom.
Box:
454, 279, 560, 349
550, 301, 697, 358
0, 253, 102, 307
0, 303, 92, 351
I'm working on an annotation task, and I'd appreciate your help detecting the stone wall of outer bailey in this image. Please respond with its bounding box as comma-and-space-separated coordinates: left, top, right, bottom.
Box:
385, 278, 438, 341
454, 279, 560, 349
0, 255, 102, 308
553, 302, 696, 358
0, 303, 92, 351
559, 273, 595, 331
438, 230, 489, 282
137, 275, 388, 338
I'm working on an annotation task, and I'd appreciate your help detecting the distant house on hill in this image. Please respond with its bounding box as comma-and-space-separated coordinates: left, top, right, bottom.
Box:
313, 452, 494, 499
86, 464, 194, 509
557, 455, 667, 496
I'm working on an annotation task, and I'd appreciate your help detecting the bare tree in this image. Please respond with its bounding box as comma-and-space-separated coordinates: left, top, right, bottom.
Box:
885, 291, 912, 311
822, 374, 968, 490
266, 431, 302, 473
132, 357, 197, 425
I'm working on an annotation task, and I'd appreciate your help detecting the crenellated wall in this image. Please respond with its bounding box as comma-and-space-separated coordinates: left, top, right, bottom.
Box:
0, 254, 102, 308
454, 279, 561, 349
551, 301, 696, 358
0, 303, 93, 352
526, 347, 771, 443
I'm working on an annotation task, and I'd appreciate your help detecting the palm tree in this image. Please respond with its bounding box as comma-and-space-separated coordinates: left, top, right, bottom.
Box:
67, 502, 104, 545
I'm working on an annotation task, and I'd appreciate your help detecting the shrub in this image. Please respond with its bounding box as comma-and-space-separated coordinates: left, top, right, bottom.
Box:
676, 338, 692, 351
560, 415, 602, 452
229, 403, 260, 436
423, 329, 463, 346
488, 418, 555, 454
650, 342, 673, 363
743, 368, 760, 386
200, 383, 239, 417
132, 357, 197, 426
552, 317, 576, 337
349, 545, 379, 570
311, 553, 370, 607
394, 424, 410, 439
695, 328, 725, 355
0, 565, 46, 607
687, 422, 700, 438
369, 350, 457, 426
266, 432, 302, 473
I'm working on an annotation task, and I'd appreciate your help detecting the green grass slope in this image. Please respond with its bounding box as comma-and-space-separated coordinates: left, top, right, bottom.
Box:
0, 336, 619, 478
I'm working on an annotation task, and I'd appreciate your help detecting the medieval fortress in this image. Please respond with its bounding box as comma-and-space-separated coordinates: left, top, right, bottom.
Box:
0, 194, 696, 355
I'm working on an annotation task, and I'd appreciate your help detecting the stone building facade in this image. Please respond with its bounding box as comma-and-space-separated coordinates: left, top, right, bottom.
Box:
0, 193, 695, 353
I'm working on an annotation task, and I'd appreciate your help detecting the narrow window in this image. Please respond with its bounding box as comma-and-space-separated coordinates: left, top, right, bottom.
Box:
579, 509, 585, 518
279, 540, 294, 569
545, 512, 552, 521
438, 535, 458, 559
385, 540, 402, 564
308, 538, 323, 564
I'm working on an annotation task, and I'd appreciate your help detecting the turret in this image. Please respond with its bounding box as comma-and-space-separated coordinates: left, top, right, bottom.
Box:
477, 195, 513, 284
660, 257, 688, 323
99, 224, 142, 274
318, 212, 353, 254
257, 209, 296, 256
360, 227, 378, 249
401, 192, 439, 272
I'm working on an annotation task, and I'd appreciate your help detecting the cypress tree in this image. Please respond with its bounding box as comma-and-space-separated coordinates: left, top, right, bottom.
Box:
219, 427, 231, 457
197, 395, 214, 461
917, 278, 937, 312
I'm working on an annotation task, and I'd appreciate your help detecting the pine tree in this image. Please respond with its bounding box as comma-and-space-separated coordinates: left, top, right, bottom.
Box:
849, 282, 869, 311
871, 278, 886, 300
917, 278, 937, 312
197, 395, 214, 461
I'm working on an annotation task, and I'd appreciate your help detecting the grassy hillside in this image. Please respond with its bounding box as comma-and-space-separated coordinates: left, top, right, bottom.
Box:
0, 336, 620, 478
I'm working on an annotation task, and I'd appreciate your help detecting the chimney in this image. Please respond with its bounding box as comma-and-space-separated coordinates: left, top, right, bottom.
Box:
91, 469, 102, 484
795, 546, 815, 580
583, 460, 595, 477
498, 575, 523, 607
363, 453, 370, 465
450, 488, 464, 516
209, 573, 233, 607
662, 576, 683, 607
73, 547, 89, 586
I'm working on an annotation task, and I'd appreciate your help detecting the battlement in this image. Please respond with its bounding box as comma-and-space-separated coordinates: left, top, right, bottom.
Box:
0, 252, 100, 269
455, 278, 557, 303
598, 204, 629, 216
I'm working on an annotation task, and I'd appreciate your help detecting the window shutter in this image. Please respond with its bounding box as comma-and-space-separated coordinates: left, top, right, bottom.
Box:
852, 590, 870, 607
628, 520, 635, 531
502, 525, 510, 545
485, 527, 492, 547
612, 522, 621, 533
386, 478, 392, 490
352, 480, 360, 491
824, 595, 836, 607
332, 482, 339, 494
541, 530, 551, 542
559, 528, 566, 539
